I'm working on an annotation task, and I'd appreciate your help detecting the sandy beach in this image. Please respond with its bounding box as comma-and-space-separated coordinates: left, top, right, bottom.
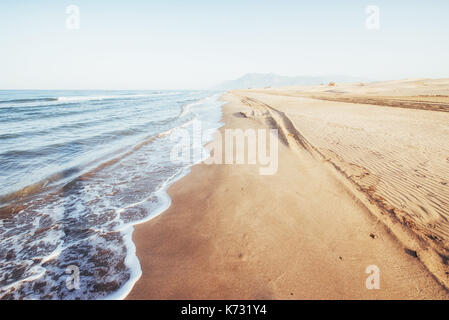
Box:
3, 1, 449, 303
126, 79, 449, 299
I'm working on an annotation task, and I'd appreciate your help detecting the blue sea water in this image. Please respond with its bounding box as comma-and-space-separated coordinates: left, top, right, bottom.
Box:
0, 90, 223, 299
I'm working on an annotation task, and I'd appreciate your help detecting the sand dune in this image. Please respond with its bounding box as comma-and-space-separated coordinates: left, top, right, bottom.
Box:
128, 79, 449, 299
255, 78, 449, 112
235, 79, 449, 288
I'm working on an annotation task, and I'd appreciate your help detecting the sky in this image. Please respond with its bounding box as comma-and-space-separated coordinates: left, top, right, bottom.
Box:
0, 0, 448, 90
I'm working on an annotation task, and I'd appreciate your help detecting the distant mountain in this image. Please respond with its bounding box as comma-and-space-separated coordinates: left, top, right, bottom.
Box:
212, 73, 369, 90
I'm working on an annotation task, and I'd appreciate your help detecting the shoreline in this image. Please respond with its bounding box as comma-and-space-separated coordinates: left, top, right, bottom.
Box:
126, 85, 449, 299
106, 94, 226, 300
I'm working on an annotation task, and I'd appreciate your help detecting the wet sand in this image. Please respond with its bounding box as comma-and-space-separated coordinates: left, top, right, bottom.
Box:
127, 79, 449, 299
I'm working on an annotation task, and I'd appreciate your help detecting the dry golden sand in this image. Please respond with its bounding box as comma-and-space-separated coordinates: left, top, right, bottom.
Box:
127, 79, 449, 299
242, 79, 449, 288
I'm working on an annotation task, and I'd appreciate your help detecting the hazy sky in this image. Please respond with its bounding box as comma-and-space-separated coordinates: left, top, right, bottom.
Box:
1, 0, 448, 89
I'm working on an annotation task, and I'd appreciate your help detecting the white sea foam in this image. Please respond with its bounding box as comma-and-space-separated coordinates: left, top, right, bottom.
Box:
105, 94, 223, 300
0, 91, 223, 300
180, 94, 217, 117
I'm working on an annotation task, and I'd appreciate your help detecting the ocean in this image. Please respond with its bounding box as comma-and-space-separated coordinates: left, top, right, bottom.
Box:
0, 90, 223, 299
